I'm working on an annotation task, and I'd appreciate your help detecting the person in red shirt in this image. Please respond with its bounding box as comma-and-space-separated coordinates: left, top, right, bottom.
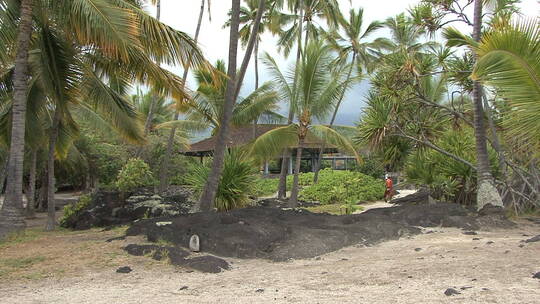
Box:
384, 175, 394, 202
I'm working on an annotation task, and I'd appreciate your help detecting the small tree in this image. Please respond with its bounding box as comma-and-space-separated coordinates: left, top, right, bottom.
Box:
115, 158, 156, 193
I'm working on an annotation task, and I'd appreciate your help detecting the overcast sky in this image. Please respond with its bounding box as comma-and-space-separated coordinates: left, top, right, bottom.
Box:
147, 0, 539, 126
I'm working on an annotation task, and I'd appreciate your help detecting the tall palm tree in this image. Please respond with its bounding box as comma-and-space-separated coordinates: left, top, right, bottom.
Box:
312, 8, 384, 182
198, 0, 242, 212
159, 0, 210, 193
0, 0, 33, 238
198, 0, 268, 211
271, 0, 341, 198
0, 0, 207, 232
470, 0, 503, 210
251, 42, 359, 207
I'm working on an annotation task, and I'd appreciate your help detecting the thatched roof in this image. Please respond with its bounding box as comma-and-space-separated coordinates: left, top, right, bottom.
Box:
182, 124, 338, 156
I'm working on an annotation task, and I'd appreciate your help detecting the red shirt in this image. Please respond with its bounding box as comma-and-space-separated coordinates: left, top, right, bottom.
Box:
385, 178, 393, 189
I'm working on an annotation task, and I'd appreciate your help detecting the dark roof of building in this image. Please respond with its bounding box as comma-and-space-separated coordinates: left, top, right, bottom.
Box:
182, 124, 339, 155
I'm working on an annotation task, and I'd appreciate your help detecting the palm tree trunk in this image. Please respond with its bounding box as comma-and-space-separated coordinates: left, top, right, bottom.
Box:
159, 0, 205, 193
0, 0, 33, 239
45, 109, 61, 231
137, 1, 162, 157
482, 92, 505, 174
471, 0, 503, 210
198, 0, 241, 212
278, 0, 304, 199
25, 149, 37, 218
313, 53, 356, 183
252, 40, 259, 140
289, 137, 305, 208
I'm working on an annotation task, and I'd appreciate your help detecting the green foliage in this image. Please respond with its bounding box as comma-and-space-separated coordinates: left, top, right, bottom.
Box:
186, 149, 257, 211
59, 194, 92, 227
286, 169, 385, 204
404, 128, 500, 204
349, 155, 385, 179
115, 158, 156, 192
252, 177, 280, 197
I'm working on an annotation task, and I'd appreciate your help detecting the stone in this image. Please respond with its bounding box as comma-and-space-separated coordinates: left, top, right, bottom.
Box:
189, 234, 200, 252
486, 241, 494, 245
473, 238, 481, 240
255, 289, 264, 293
463, 231, 477, 235
533, 272, 540, 279
156, 221, 172, 227
444, 288, 461, 296
116, 266, 132, 273
476, 181, 504, 211
179, 286, 189, 290
524, 235, 540, 243
414, 248, 422, 252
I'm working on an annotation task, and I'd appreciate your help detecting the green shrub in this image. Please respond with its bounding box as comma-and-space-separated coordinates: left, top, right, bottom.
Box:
115, 158, 156, 192
252, 178, 280, 197
59, 194, 92, 227
287, 169, 385, 204
185, 149, 256, 211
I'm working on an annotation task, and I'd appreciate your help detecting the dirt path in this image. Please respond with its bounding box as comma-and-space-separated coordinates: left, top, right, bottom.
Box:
355, 189, 418, 213
1, 218, 538, 304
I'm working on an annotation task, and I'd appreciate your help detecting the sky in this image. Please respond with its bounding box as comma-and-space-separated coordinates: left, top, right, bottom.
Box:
146, 0, 540, 126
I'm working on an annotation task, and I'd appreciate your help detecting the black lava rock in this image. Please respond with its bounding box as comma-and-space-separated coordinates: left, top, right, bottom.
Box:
116, 266, 132, 273
444, 288, 461, 296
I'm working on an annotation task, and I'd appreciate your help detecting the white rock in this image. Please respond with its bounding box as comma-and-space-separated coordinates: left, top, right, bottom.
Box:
189, 234, 200, 252
156, 221, 172, 227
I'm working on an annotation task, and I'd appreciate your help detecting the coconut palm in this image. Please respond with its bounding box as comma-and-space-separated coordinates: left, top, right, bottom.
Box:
159, 0, 210, 192
472, 20, 540, 152
159, 60, 282, 136
312, 8, 385, 182
251, 42, 359, 207
0, 0, 207, 232
0, 0, 33, 238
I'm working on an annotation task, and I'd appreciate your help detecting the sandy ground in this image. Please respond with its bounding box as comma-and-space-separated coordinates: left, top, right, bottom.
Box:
1, 209, 539, 304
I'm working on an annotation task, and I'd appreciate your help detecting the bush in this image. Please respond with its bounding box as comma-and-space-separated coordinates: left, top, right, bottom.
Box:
185, 149, 256, 211
287, 169, 385, 204
251, 178, 280, 197
115, 158, 156, 192
59, 194, 92, 227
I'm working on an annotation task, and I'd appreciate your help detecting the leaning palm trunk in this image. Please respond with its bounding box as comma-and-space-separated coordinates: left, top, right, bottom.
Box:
159, 0, 206, 193
45, 109, 61, 231
471, 0, 503, 210
0, 0, 33, 239
278, 0, 304, 199
313, 54, 356, 183
289, 137, 305, 207
198, 0, 242, 211
137, 0, 162, 158
25, 149, 38, 218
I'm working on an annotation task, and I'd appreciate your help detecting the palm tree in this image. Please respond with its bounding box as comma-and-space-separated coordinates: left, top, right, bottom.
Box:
159, 60, 282, 134
312, 8, 384, 182
198, 0, 269, 212
0, 0, 208, 232
251, 42, 359, 207
197, 0, 242, 212
0, 0, 33, 238
469, 0, 503, 210
472, 20, 540, 152
159, 0, 210, 193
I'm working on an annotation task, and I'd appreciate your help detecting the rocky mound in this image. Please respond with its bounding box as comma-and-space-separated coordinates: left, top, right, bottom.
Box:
125, 202, 514, 262
123, 244, 229, 273
62, 186, 196, 230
